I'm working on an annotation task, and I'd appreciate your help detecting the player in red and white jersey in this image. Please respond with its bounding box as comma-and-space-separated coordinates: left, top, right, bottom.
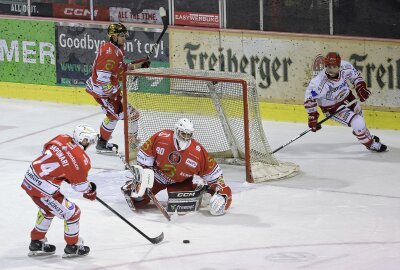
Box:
304, 52, 387, 152
122, 118, 232, 216
21, 124, 98, 257
85, 23, 150, 153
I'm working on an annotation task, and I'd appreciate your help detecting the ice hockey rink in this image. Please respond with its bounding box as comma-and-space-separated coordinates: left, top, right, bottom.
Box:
1, 97, 399, 270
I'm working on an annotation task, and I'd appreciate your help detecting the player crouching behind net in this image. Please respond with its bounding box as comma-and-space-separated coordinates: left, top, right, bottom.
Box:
21, 125, 98, 258
121, 118, 232, 216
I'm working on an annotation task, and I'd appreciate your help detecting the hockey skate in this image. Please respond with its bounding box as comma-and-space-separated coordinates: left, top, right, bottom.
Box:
367, 136, 387, 152
96, 137, 118, 154
62, 239, 90, 258
28, 238, 56, 257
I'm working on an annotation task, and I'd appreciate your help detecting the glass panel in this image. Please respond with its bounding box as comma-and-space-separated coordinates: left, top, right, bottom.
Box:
226, 0, 260, 30
333, 0, 400, 39
263, 0, 330, 34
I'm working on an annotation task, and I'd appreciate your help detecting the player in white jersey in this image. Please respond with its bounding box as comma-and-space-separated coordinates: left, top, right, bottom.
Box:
304, 52, 387, 152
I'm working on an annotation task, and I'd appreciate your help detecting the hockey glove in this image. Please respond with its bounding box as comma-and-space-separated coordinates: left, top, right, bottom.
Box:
209, 182, 232, 215
130, 57, 151, 70
308, 111, 321, 132
83, 182, 97, 201
355, 81, 371, 102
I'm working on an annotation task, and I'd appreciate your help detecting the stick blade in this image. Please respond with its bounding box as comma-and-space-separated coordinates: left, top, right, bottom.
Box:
150, 232, 164, 244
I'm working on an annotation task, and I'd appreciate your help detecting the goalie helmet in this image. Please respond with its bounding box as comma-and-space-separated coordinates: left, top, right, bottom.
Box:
174, 118, 194, 151
107, 23, 127, 38
72, 124, 98, 150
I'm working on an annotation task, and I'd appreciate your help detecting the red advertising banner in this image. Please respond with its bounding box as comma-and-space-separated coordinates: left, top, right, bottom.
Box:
53, 4, 109, 21
174, 11, 219, 28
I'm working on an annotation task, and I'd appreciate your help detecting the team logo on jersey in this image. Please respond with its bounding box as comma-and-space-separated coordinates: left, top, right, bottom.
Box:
311, 54, 325, 77
168, 151, 181, 164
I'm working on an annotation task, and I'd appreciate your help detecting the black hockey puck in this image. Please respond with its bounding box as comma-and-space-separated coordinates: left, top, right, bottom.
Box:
183, 240, 190, 244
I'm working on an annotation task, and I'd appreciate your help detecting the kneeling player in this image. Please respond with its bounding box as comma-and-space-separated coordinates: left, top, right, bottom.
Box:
121, 118, 232, 216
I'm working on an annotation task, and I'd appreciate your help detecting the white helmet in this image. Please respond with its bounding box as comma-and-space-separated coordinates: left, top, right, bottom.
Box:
72, 124, 98, 150
174, 118, 194, 150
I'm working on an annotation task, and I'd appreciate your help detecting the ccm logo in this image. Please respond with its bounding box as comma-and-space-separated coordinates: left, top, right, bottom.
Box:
64, 8, 98, 16
177, 192, 196, 197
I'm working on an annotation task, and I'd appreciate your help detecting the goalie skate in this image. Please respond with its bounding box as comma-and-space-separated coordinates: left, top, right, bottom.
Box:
28, 238, 56, 257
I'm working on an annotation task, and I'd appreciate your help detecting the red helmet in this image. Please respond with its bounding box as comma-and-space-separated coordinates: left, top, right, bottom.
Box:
324, 52, 341, 67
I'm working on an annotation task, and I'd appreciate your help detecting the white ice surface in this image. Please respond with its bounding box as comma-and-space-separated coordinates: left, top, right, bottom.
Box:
0, 98, 399, 270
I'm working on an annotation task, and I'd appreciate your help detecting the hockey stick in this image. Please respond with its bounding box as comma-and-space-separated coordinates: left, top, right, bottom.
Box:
147, 7, 169, 59
116, 152, 172, 221
271, 98, 358, 154
130, 7, 168, 81
96, 197, 164, 244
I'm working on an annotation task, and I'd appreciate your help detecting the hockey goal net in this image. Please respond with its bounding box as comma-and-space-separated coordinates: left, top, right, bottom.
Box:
122, 68, 299, 183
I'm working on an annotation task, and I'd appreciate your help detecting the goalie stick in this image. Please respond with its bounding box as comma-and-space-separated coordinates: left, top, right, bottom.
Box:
96, 197, 164, 244
271, 98, 359, 154
117, 152, 172, 222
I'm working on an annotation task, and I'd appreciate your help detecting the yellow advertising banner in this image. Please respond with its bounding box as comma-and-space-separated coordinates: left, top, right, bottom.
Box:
170, 28, 400, 110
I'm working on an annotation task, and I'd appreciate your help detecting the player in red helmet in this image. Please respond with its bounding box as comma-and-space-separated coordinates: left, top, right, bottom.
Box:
304, 52, 387, 152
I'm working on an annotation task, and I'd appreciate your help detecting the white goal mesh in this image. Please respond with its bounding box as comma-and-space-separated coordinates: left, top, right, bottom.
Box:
123, 68, 299, 183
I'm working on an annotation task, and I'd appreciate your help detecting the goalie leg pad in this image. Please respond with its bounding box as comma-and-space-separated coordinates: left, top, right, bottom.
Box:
166, 183, 207, 214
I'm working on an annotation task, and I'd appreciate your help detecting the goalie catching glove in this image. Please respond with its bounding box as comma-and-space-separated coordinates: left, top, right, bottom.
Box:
208, 180, 232, 216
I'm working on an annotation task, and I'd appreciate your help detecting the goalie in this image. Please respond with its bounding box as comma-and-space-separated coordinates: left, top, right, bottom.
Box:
121, 118, 232, 216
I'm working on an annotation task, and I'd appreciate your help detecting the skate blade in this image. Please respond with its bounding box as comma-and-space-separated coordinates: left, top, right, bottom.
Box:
96, 149, 117, 155
62, 252, 89, 259
28, 250, 55, 257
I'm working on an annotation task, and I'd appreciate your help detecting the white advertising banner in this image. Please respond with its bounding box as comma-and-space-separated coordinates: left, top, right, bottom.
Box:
170, 28, 400, 110
109, 8, 162, 24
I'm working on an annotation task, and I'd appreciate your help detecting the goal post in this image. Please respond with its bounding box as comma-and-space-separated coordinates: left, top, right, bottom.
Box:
122, 68, 299, 183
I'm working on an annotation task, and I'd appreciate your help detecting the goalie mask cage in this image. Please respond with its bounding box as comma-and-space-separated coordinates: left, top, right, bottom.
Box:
123, 68, 299, 183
